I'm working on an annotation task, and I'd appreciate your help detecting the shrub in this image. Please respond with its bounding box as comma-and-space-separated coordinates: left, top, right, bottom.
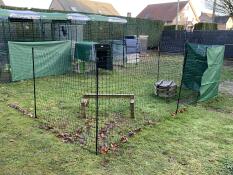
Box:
126, 18, 164, 48
194, 23, 217, 31
163, 25, 184, 31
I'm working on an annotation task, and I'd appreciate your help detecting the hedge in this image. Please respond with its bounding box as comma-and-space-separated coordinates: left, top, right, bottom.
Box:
163, 25, 184, 31
126, 17, 164, 48
194, 23, 217, 31
83, 18, 164, 48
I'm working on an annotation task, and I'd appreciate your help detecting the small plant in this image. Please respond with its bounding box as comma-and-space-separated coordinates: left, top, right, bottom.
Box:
222, 158, 233, 175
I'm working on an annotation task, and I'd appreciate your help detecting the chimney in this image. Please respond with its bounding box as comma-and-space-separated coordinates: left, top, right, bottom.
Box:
127, 12, 132, 17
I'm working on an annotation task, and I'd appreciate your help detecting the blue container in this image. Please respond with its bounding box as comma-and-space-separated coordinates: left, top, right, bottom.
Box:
125, 38, 140, 54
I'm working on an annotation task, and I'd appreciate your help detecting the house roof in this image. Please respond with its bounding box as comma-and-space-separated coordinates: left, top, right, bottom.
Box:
214, 16, 230, 24
0, 0, 4, 6
49, 0, 120, 16
199, 12, 213, 23
137, 1, 189, 22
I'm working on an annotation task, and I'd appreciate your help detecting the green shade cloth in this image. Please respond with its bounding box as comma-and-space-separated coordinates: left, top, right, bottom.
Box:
0, 8, 10, 19
88, 14, 108, 22
40, 12, 68, 20
182, 43, 225, 102
108, 17, 127, 23
41, 12, 90, 21
8, 40, 72, 81
74, 41, 98, 61
87, 14, 127, 23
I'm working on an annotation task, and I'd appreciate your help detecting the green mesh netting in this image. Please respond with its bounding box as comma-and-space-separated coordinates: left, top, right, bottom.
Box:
8, 40, 72, 81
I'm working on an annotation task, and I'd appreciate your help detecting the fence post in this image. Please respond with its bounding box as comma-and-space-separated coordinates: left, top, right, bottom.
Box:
95, 59, 99, 155
32, 47, 37, 118
176, 42, 188, 114
157, 41, 161, 81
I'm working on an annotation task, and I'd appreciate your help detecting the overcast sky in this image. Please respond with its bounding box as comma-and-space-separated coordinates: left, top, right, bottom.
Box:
3, 0, 206, 17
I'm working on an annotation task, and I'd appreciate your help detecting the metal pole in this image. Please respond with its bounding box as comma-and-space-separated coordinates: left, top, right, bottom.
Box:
21, 22, 25, 40
95, 60, 99, 155
176, 0, 180, 30
32, 47, 37, 118
39, 19, 42, 40
176, 42, 187, 114
32, 22, 35, 41
157, 41, 161, 81
123, 24, 126, 67
124, 24, 128, 65
8, 21, 11, 41
136, 22, 139, 65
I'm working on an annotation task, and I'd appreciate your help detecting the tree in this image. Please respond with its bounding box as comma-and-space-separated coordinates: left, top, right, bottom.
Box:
207, 0, 233, 16
212, 0, 217, 22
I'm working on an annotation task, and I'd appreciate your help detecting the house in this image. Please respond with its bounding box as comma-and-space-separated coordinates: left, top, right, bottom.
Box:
214, 16, 233, 30
0, 0, 4, 6
49, 0, 120, 16
137, 1, 199, 29
199, 12, 213, 23
198, 13, 233, 30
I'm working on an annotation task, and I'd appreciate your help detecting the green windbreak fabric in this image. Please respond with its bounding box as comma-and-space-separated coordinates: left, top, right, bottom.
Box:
182, 43, 208, 92
199, 46, 225, 102
9, 41, 72, 81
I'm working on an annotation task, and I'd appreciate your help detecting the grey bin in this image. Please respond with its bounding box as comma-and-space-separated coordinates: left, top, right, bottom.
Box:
139, 35, 148, 53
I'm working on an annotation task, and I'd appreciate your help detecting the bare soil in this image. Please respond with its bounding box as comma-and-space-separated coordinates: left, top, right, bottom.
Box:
220, 81, 233, 96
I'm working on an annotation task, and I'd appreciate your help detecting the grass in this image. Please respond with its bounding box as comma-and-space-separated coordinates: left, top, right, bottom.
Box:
0, 54, 233, 174
0, 53, 183, 150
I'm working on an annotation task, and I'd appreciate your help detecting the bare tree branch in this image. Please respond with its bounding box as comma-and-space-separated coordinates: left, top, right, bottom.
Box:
207, 0, 233, 16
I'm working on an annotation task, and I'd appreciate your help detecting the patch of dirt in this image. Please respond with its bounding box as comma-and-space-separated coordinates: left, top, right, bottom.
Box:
220, 81, 233, 96
207, 108, 233, 116
8, 103, 35, 118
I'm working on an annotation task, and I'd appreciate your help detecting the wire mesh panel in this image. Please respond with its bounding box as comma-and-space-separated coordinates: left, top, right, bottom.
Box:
0, 21, 10, 83
33, 41, 97, 152
94, 44, 184, 154
0, 18, 186, 155
1, 42, 36, 121
157, 53, 184, 102
93, 24, 183, 153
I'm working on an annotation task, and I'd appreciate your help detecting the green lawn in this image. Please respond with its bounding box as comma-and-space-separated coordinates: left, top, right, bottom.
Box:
0, 54, 233, 174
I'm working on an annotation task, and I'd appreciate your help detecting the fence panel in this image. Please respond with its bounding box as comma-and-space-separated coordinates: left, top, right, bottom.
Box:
160, 30, 233, 58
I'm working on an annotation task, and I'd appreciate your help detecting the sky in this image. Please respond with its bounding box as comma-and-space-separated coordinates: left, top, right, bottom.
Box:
3, 0, 207, 17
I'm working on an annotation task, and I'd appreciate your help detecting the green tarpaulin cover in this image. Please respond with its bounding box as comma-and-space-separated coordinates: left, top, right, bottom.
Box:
74, 41, 98, 61
9, 40, 72, 81
182, 43, 225, 102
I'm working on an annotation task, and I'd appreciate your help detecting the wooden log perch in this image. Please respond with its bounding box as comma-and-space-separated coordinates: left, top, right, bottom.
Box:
81, 94, 135, 119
